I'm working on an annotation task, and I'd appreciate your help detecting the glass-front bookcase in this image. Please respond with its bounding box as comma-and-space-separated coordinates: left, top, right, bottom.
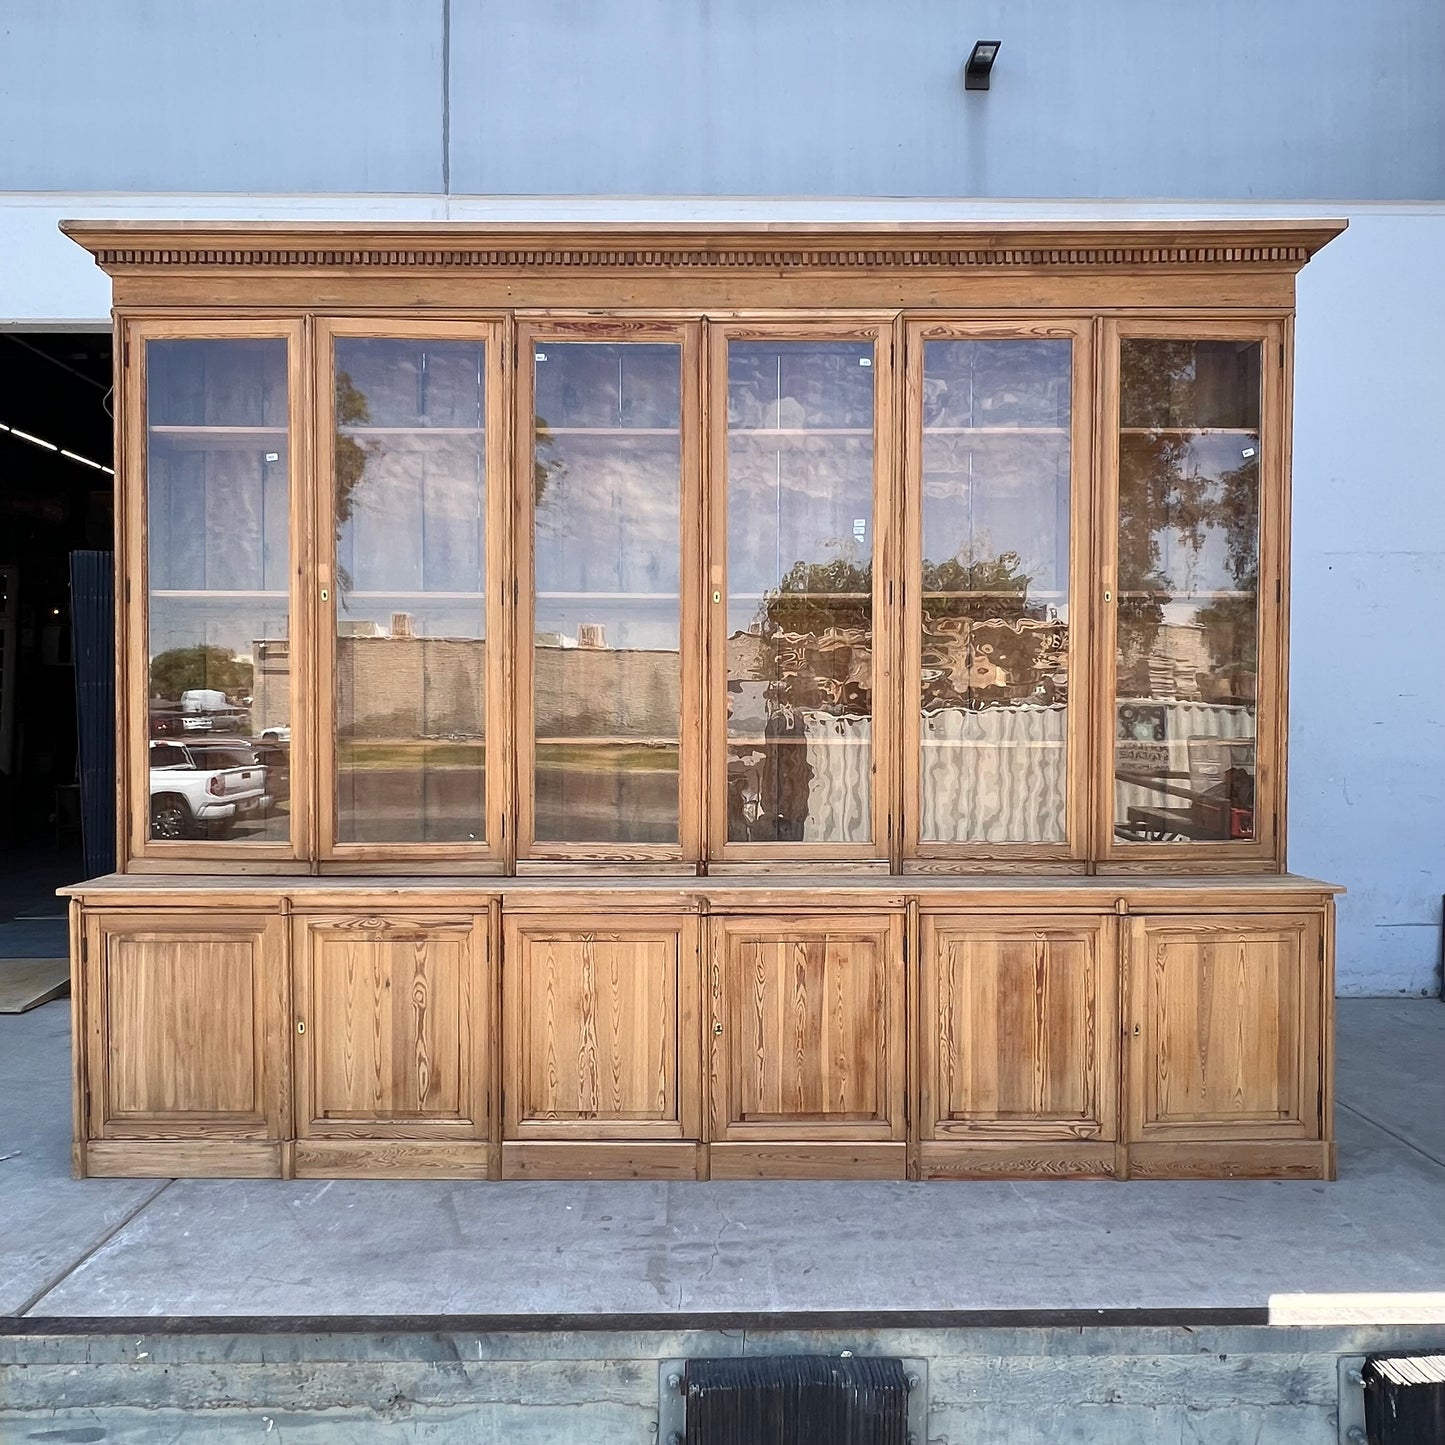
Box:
110, 227, 1313, 877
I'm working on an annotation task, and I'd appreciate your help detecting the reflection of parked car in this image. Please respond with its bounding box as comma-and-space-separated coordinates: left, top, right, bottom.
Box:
148, 740, 270, 839
252, 736, 291, 803
149, 695, 252, 738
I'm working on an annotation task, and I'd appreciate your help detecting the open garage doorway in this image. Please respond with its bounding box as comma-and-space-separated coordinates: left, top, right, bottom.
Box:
0, 329, 113, 952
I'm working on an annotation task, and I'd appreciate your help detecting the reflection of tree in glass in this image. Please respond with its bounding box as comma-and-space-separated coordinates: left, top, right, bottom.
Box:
334, 371, 374, 597
921, 547, 1065, 711
753, 552, 871, 717
533, 418, 567, 507
150, 644, 252, 702
1117, 341, 1260, 682
1194, 454, 1259, 685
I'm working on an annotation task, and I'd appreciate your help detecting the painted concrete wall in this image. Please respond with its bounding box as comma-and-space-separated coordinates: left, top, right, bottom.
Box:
1, 0, 1442, 199
1291, 211, 1445, 995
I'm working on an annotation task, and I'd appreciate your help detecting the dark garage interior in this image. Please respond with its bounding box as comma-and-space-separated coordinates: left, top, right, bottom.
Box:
0, 330, 113, 866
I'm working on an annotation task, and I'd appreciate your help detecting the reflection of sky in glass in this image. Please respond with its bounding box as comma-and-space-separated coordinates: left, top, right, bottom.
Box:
146, 338, 291, 713
532, 342, 683, 655
334, 340, 487, 638
726, 341, 875, 596
921, 339, 1070, 596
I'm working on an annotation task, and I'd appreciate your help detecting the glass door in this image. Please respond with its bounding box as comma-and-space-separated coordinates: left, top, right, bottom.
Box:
518, 321, 701, 861
1100, 320, 1283, 864
708, 323, 895, 861
129, 320, 305, 860
317, 320, 506, 861
903, 321, 1092, 865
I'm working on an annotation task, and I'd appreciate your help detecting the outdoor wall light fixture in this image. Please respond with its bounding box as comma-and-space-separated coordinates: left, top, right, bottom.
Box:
964, 40, 1001, 90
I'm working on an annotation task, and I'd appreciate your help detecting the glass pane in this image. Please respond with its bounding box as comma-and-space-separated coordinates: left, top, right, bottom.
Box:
146, 338, 291, 843
725, 340, 874, 845
532, 342, 681, 844
919, 338, 1071, 844
1114, 339, 1261, 844
333, 338, 487, 844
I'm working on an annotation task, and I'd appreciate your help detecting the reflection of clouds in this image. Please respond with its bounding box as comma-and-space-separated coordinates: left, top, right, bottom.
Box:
535, 438, 680, 593
345, 435, 486, 594
922, 339, 1071, 429
921, 433, 1070, 590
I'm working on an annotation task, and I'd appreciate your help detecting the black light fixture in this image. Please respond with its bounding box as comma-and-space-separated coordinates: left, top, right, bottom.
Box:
964, 40, 1001, 90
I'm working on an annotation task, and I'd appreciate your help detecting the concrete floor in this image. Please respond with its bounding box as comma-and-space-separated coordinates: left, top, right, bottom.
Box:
1, 996, 1443, 1321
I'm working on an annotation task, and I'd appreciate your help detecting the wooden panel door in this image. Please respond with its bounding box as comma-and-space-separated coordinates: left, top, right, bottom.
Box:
918, 916, 1117, 1177
1126, 913, 1323, 1153
709, 915, 906, 1176
292, 910, 493, 1177
81, 910, 288, 1177
502, 915, 701, 1176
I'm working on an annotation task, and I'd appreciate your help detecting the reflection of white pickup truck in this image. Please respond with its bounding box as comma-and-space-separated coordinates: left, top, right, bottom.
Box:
149, 740, 269, 839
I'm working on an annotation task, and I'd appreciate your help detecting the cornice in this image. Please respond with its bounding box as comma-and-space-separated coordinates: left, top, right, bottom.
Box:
59, 220, 1346, 277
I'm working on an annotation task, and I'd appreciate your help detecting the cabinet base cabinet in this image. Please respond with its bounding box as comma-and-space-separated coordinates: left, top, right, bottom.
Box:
292, 912, 495, 1179
64, 883, 1336, 1181
76, 910, 290, 1179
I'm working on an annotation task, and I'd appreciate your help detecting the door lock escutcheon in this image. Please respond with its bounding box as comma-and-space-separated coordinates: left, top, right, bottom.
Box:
296, 1019, 306, 1035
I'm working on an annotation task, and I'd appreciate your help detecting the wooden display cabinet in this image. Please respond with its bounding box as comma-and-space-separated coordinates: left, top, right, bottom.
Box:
60, 219, 1344, 1181
708, 914, 907, 1178
1124, 912, 1330, 1178
77, 908, 289, 1177
917, 914, 1118, 1178
502, 913, 703, 1179
291, 909, 495, 1178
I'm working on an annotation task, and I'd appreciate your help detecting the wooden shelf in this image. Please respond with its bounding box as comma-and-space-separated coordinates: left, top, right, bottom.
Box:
536, 736, 678, 747
344, 590, 487, 601
337, 425, 484, 436
729, 734, 869, 746
728, 427, 872, 437
149, 425, 287, 452
539, 426, 679, 437
537, 591, 680, 601
1118, 427, 1259, 436
151, 589, 287, 600
923, 425, 1068, 435
729, 592, 871, 601
1117, 589, 1256, 600
922, 589, 1065, 600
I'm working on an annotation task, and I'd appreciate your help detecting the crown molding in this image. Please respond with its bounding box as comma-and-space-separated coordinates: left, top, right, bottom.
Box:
60, 219, 1346, 277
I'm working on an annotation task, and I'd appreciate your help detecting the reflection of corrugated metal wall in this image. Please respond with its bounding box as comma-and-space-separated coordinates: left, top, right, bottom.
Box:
921, 707, 1067, 844
798, 714, 872, 841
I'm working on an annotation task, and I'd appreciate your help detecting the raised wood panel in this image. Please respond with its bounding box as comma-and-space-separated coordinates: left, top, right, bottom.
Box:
710, 915, 905, 1142
293, 913, 490, 1139
504, 916, 700, 1141
1127, 913, 1322, 1142
921, 917, 1117, 1142
88, 912, 286, 1140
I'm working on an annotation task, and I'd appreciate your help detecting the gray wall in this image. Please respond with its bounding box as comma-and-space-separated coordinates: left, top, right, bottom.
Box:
1, 0, 1442, 199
